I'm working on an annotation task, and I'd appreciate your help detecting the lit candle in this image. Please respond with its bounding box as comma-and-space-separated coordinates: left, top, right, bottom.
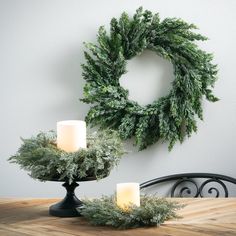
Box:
116, 183, 140, 209
57, 120, 86, 152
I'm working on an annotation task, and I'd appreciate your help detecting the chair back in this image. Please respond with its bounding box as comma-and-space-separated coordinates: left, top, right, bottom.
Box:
140, 173, 236, 197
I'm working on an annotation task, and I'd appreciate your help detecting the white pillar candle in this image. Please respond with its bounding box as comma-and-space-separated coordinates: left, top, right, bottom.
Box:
57, 120, 86, 152
116, 183, 140, 209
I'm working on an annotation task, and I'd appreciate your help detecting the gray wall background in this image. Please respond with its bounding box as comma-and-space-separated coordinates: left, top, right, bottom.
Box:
0, 0, 236, 198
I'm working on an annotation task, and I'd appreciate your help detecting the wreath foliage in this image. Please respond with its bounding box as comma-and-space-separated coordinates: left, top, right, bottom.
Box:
9, 130, 125, 184
81, 7, 219, 150
78, 195, 183, 229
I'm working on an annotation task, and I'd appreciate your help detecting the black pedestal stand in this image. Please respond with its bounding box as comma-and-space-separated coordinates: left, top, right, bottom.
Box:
49, 182, 82, 217
44, 176, 98, 217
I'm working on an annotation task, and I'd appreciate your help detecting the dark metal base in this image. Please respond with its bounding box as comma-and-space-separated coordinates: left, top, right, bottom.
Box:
49, 182, 82, 217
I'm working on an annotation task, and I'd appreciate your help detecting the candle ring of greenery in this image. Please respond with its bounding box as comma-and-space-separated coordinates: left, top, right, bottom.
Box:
78, 195, 184, 229
81, 7, 218, 151
9, 129, 125, 184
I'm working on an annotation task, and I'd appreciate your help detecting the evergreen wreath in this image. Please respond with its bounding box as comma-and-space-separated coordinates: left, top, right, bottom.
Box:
81, 7, 219, 151
9, 130, 125, 184
78, 195, 183, 229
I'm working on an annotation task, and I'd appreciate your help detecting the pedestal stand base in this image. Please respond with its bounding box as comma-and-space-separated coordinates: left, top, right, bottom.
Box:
49, 182, 82, 217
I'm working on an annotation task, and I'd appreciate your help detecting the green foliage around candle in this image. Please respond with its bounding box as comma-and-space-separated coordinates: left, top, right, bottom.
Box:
78, 195, 184, 229
9, 129, 125, 184
81, 7, 219, 151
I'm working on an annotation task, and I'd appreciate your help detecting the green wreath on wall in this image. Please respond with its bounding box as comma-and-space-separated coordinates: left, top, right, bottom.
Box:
81, 7, 218, 151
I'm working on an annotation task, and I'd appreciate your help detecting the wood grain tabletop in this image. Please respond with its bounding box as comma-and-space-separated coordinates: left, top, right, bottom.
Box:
0, 198, 236, 236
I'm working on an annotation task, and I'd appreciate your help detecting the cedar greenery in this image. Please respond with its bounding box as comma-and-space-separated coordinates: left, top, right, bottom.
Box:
9, 130, 125, 184
81, 7, 219, 151
78, 195, 183, 229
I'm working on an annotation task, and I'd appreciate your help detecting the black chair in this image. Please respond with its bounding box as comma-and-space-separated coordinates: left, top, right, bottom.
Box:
140, 173, 236, 197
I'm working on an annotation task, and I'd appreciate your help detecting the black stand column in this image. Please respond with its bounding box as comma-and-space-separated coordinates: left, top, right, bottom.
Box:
49, 182, 82, 217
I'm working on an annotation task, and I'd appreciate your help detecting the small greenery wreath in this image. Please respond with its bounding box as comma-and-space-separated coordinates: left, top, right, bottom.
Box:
78, 195, 183, 229
9, 130, 125, 184
81, 7, 219, 151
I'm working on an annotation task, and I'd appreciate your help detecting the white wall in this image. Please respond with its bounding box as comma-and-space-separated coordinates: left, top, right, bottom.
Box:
0, 0, 236, 198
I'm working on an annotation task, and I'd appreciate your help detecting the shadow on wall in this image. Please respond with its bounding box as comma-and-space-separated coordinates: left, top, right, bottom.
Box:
120, 49, 175, 107
49, 46, 89, 120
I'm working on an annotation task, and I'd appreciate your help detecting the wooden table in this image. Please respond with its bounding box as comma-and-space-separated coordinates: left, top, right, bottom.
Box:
0, 198, 236, 236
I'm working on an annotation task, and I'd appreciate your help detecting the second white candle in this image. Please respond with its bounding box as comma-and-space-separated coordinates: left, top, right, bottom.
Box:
116, 183, 140, 209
